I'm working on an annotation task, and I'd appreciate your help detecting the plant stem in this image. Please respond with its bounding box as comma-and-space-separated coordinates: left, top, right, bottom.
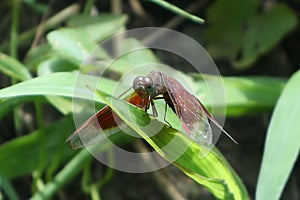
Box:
83, 0, 96, 14
10, 0, 20, 58
148, 0, 205, 24
1, 4, 80, 52
10, 0, 22, 134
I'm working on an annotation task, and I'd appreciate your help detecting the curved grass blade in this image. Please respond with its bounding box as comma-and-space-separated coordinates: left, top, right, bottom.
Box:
0, 72, 122, 101
94, 89, 249, 200
0, 53, 32, 81
192, 74, 286, 116
148, 0, 205, 24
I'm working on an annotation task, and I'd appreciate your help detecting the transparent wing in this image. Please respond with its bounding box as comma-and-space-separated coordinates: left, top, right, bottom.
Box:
163, 76, 212, 145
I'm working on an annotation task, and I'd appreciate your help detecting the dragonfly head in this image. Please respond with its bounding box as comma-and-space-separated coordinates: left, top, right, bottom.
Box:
133, 76, 155, 98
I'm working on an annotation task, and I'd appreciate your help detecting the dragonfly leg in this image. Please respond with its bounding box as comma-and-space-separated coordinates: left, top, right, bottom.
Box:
151, 96, 172, 127
143, 96, 151, 115
143, 96, 158, 117
163, 101, 172, 127
150, 99, 158, 117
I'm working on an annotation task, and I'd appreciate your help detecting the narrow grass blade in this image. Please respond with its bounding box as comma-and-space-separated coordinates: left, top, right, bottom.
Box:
149, 0, 205, 24
0, 53, 32, 81
256, 70, 300, 199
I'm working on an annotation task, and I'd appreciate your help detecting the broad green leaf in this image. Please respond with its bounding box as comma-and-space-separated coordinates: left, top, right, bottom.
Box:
236, 3, 298, 67
0, 53, 32, 81
0, 117, 75, 179
192, 74, 286, 116
45, 96, 74, 115
108, 38, 161, 75
47, 14, 127, 65
0, 72, 122, 102
67, 14, 127, 42
204, 0, 258, 60
0, 72, 285, 118
36, 58, 80, 114
0, 72, 125, 119
256, 70, 300, 199
95, 90, 249, 199
205, 0, 297, 68
47, 29, 100, 65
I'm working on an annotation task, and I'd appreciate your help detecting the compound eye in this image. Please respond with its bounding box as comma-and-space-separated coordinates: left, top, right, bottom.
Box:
133, 76, 154, 98
143, 77, 153, 91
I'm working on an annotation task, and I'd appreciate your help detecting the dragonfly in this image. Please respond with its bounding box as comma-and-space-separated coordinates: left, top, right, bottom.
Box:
132, 71, 237, 146
66, 71, 237, 149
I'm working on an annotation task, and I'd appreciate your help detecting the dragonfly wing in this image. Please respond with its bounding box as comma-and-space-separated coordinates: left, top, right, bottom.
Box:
67, 92, 149, 149
66, 106, 123, 149
163, 75, 212, 145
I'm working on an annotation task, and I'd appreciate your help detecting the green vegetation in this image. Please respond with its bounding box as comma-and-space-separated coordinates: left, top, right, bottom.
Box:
0, 1, 299, 199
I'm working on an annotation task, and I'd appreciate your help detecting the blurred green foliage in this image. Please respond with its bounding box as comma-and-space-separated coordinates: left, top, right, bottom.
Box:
204, 0, 297, 68
0, 1, 299, 199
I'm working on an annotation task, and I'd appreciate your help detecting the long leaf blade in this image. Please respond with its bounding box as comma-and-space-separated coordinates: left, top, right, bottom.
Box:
95, 90, 249, 199
256, 70, 300, 199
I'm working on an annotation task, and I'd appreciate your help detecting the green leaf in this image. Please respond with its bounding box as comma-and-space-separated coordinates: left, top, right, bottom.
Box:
205, 0, 297, 68
148, 0, 205, 24
235, 3, 298, 67
47, 14, 127, 65
192, 74, 286, 116
0, 72, 122, 101
24, 44, 53, 71
0, 117, 75, 179
67, 14, 127, 42
47, 29, 99, 65
256, 70, 300, 199
0, 72, 126, 119
0, 72, 284, 118
0, 53, 32, 81
95, 90, 249, 199
108, 38, 161, 75
44, 96, 74, 115
0, 96, 46, 120
30, 132, 133, 200
1, 176, 20, 200
35, 58, 80, 114
204, 0, 258, 60
37, 57, 78, 76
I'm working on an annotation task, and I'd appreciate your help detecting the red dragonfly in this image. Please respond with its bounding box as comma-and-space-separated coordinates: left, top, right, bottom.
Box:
66, 71, 237, 149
